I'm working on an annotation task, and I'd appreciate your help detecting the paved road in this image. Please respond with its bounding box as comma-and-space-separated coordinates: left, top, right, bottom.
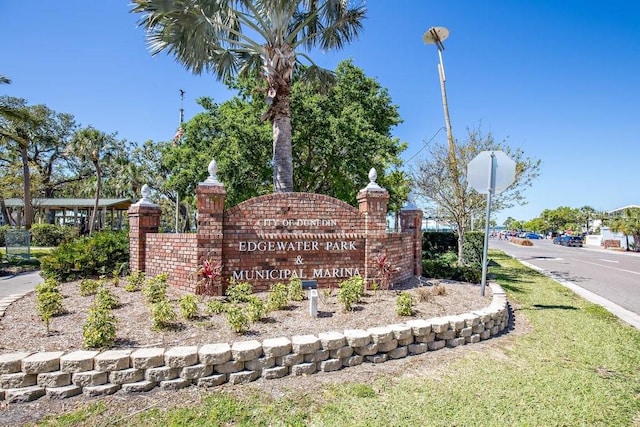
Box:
491, 238, 640, 329
0, 270, 43, 298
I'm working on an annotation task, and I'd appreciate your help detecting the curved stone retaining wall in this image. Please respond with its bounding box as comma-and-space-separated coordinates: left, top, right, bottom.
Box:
0, 283, 509, 403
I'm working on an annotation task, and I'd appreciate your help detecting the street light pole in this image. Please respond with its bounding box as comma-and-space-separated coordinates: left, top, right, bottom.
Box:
176, 89, 185, 233
423, 26, 458, 176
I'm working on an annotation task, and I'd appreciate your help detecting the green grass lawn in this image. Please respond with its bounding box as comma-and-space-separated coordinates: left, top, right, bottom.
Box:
36, 250, 640, 426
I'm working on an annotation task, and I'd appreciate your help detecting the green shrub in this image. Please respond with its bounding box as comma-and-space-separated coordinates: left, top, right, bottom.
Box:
0, 225, 9, 247
30, 223, 78, 247
40, 231, 129, 281
35, 278, 65, 333
143, 274, 168, 305
79, 278, 101, 296
287, 277, 305, 302
225, 304, 250, 333
246, 296, 266, 323
422, 232, 457, 259
226, 280, 253, 303
150, 299, 177, 330
463, 231, 485, 265
96, 285, 120, 310
206, 299, 227, 315
337, 275, 365, 311
179, 294, 199, 320
82, 305, 117, 349
396, 291, 414, 316
267, 282, 289, 312
125, 271, 145, 292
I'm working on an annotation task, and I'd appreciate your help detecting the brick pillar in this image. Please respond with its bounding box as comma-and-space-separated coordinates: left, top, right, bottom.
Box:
128, 186, 161, 273
357, 169, 390, 285
400, 208, 424, 277
195, 160, 226, 294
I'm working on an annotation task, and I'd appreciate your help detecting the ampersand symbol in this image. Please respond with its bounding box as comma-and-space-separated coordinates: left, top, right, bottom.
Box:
295, 255, 304, 265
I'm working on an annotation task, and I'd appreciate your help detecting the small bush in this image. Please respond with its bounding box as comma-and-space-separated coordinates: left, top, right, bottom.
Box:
30, 223, 78, 247
125, 271, 145, 292
337, 275, 365, 311
35, 278, 65, 333
179, 294, 199, 320
246, 296, 266, 323
225, 304, 250, 333
511, 237, 534, 246
226, 280, 253, 303
396, 291, 414, 316
287, 278, 305, 302
416, 286, 433, 302
150, 299, 177, 330
267, 282, 289, 311
143, 274, 168, 305
79, 278, 101, 296
206, 299, 227, 315
82, 305, 117, 349
432, 284, 447, 296
96, 285, 120, 310
462, 231, 485, 265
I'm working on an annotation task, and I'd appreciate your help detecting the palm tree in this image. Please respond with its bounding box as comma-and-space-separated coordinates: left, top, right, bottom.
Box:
68, 127, 121, 234
609, 208, 640, 252
131, 0, 366, 192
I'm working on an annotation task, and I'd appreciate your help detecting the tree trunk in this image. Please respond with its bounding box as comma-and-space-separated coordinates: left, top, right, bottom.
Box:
271, 93, 293, 193
457, 224, 465, 265
19, 143, 33, 230
0, 197, 10, 226
89, 162, 101, 235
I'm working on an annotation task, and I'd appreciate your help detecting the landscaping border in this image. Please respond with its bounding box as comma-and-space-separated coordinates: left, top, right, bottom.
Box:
0, 283, 509, 404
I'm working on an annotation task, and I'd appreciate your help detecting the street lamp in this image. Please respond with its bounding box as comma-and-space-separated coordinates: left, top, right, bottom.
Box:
423, 26, 457, 175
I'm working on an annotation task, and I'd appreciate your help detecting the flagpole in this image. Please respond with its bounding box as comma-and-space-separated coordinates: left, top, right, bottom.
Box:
176, 89, 185, 233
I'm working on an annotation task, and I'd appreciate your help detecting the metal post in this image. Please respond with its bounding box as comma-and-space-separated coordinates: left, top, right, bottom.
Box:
480, 153, 497, 296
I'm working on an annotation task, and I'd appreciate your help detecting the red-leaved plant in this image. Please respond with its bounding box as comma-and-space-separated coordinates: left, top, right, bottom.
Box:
193, 259, 222, 296
373, 253, 393, 290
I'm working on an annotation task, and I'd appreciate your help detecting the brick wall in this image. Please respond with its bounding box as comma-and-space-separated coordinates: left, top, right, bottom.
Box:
145, 233, 198, 292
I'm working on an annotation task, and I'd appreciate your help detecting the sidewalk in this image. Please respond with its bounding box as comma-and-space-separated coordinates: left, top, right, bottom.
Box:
0, 270, 43, 317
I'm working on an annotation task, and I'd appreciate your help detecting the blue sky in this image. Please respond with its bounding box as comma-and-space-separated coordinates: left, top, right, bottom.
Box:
2, 1, 639, 224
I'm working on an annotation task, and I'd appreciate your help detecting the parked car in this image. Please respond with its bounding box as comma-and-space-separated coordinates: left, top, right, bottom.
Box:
558, 235, 583, 247
523, 232, 542, 239
552, 235, 563, 244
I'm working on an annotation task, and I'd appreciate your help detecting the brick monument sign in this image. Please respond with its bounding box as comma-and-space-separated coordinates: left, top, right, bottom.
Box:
129, 160, 422, 294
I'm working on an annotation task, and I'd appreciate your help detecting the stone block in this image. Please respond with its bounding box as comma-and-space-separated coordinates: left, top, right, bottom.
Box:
291, 335, 320, 354
367, 326, 394, 344
181, 364, 213, 380
197, 374, 227, 387
466, 334, 481, 344
430, 319, 450, 334
436, 330, 456, 341
231, 340, 263, 362
121, 381, 156, 393
276, 353, 303, 367
262, 337, 291, 358
354, 343, 378, 356
388, 346, 408, 360
160, 377, 191, 390
491, 326, 500, 336
291, 362, 316, 376
46, 384, 82, 399
378, 339, 398, 353
4, 386, 45, 403
228, 370, 260, 385
131, 348, 165, 369
447, 315, 466, 331
318, 331, 346, 350
72, 370, 108, 387
461, 313, 480, 327
472, 324, 485, 334
145, 366, 179, 382
94, 350, 132, 372
458, 327, 473, 338
366, 354, 387, 364
398, 336, 414, 346
165, 346, 198, 368
304, 349, 329, 363
480, 330, 491, 340
109, 368, 144, 385
427, 340, 445, 351
319, 359, 342, 372
199, 343, 231, 365
342, 355, 364, 367
0, 352, 31, 374
245, 357, 275, 371
388, 324, 413, 341
262, 366, 288, 380
1, 372, 37, 389
22, 351, 64, 374
414, 332, 436, 343
343, 329, 371, 347
446, 337, 466, 348
405, 319, 432, 336
485, 320, 495, 329
213, 360, 244, 374
60, 351, 99, 373
37, 371, 71, 388
329, 346, 353, 360
83, 383, 120, 397
408, 343, 429, 355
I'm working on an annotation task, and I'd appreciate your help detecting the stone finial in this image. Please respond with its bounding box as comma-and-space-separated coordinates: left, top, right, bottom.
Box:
363, 167, 385, 191
202, 159, 222, 186
402, 191, 418, 210
133, 184, 158, 207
